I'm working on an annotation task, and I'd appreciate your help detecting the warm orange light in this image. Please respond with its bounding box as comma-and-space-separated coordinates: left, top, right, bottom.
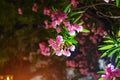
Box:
6, 75, 13, 80
0, 75, 13, 80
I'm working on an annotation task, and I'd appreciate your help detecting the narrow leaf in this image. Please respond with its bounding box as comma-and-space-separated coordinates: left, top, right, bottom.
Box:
101, 50, 110, 58
104, 40, 114, 43
64, 4, 71, 13
73, 16, 82, 23
81, 28, 90, 32
69, 11, 84, 17
99, 45, 114, 50
97, 71, 105, 74
108, 47, 120, 57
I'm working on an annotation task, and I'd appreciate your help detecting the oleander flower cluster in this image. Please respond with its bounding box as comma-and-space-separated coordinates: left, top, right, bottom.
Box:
39, 4, 83, 57
101, 63, 120, 80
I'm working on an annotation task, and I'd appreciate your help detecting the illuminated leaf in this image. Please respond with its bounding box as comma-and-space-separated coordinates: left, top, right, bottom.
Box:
99, 45, 114, 50
81, 28, 90, 32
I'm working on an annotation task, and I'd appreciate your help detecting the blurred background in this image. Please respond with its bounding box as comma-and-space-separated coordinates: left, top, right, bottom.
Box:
0, 0, 120, 80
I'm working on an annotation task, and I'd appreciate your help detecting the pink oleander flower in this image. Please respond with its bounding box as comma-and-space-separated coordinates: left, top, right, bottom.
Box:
63, 21, 71, 27
70, 0, 78, 7
32, 3, 38, 12
69, 30, 76, 36
44, 20, 50, 29
51, 11, 67, 23
39, 42, 51, 56
56, 35, 63, 45
56, 27, 61, 33
69, 45, 75, 51
18, 8, 22, 15
51, 20, 58, 28
73, 24, 83, 32
63, 49, 71, 57
101, 64, 120, 80
56, 49, 63, 56
43, 8, 51, 16
48, 39, 55, 45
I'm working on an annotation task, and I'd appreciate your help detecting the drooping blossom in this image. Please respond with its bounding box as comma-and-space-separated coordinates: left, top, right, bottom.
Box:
101, 63, 120, 80
39, 42, 51, 56
69, 45, 75, 51
56, 49, 63, 56
32, 3, 38, 12
63, 49, 71, 57
18, 8, 22, 15
69, 30, 76, 36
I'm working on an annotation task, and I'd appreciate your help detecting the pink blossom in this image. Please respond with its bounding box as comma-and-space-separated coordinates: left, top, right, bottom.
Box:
56, 27, 61, 33
69, 30, 75, 36
39, 42, 51, 56
69, 45, 75, 51
74, 24, 83, 32
18, 8, 22, 15
43, 8, 51, 16
70, 0, 77, 7
32, 3, 38, 12
101, 63, 120, 80
63, 21, 71, 27
51, 11, 67, 23
51, 20, 58, 28
51, 43, 59, 51
44, 20, 50, 29
63, 49, 71, 57
68, 25, 74, 31
56, 35, 63, 45
58, 13, 67, 22
56, 50, 63, 56
51, 11, 58, 20
48, 39, 55, 45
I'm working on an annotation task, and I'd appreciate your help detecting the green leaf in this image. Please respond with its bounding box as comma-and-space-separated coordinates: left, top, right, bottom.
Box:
64, 3, 71, 13
108, 47, 120, 57
81, 28, 90, 32
99, 78, 104, 80
68, 39, 78, 44
101, 50, 110, 58
73, 16, 82, 23
118, 30, 120, 37
116, 0, 120, 7
99, 45, 114, 50
103, 40, 114, 43
97, 71, 105, 74
69, 11, 84, 17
